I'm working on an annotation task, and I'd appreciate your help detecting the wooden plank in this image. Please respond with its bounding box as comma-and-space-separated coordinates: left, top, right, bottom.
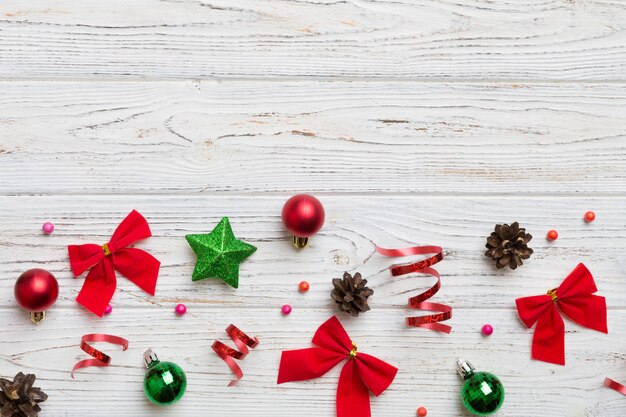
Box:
1, 81, 625, 195
1, 0, 625, 81
1, 195, 624, 310
0, 307, 623, 417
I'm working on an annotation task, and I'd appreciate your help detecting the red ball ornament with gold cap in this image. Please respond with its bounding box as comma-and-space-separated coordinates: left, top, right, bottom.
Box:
14, 268, 59, 324
281, 194, 325, 249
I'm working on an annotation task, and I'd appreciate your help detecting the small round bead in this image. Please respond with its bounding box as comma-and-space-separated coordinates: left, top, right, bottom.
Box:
547, 229, 558, 241
175, 303, 187, 315
298, 281, 310, 292
417, 407, 428, 417
281, 304, 292, 315
103, 304, 113, 315
481, 324, 494, 336
584, 211, 596, 222
42, 222, 54, 235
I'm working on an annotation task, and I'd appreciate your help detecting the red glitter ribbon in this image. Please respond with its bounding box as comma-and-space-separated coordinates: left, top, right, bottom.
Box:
375, 245, 452, 333
604, 377, 626, 396
71, 334, 129, 379
212, 324, 259, 386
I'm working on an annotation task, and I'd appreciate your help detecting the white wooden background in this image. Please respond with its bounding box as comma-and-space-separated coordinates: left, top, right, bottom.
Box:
0, 1, 625, 416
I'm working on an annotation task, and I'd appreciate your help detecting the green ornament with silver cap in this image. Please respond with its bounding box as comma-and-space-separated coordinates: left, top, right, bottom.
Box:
457, 358, 505, 416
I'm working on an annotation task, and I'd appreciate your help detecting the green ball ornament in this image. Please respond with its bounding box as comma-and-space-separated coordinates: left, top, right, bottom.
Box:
143, 349, 187, 406
457, 359, 504, 416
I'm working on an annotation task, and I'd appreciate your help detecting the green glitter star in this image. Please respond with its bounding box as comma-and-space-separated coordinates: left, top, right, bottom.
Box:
185, 217, 257, 288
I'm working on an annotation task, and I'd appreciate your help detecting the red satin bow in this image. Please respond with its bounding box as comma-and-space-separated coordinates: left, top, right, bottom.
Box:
277, 316, 398, 417
68, 210, 161, 317
515, 263, 607, 365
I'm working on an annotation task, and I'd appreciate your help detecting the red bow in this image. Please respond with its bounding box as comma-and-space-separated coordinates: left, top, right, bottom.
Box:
515, 263, 607, 365
277, 316, 398, 417
68, 210, 161, 317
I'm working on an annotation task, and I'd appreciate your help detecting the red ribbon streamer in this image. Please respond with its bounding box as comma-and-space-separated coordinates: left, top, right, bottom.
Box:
212, 324, 259, 386
68, 210, 161, 317
71, 334, 129, 379
277, 316, 397, 417
515, 263, 608, 365
604, 377, 626, 396
375, 245, 451, 333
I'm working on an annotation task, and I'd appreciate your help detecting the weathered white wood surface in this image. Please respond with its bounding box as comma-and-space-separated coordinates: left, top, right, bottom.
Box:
0, 0, 625, 416
1, 0, 626, 80
0, 81, 625, 195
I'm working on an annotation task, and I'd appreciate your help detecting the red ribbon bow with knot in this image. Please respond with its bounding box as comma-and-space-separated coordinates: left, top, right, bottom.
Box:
515, 263, 607, 365
277, 316, 398, 417
68, 210, 161, 317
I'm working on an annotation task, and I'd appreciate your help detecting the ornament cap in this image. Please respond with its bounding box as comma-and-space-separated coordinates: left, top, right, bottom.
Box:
143, 349, 160, 368
293, 236, 309, 249
457, 358, 476, 379
29, 311, 46, 324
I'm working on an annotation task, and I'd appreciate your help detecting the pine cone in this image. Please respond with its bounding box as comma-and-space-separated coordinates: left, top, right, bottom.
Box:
0, 373, 47, 417
485, 222, 533, 269
331, 272, 373, 317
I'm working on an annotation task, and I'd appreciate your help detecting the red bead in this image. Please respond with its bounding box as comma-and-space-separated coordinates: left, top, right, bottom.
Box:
14, 269, 59, 312
547, 230, 558, 241
298, 281, 310, 292
282, 194, 325, 238
481, 324, 494, 336
417, 407, 428, 417
584, 211, 596, 222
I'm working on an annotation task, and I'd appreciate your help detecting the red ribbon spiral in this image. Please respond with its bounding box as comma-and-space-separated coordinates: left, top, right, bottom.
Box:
212, 324, 259, 386
71, 334, 129, 379
604, 377, 626, 396
375, 245, 452, 333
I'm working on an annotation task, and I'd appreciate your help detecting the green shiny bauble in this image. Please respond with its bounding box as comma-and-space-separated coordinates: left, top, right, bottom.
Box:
457, 359, 504, 416
143, 350, 187, 406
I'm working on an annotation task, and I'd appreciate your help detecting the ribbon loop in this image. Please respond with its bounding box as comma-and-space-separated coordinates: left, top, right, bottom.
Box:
277, 316, 397, 417
68, 210, 161, 317
375, 245, 452, 333
71, 334, 129, 379
515, 263, 608, 365
212, 324, 259, 387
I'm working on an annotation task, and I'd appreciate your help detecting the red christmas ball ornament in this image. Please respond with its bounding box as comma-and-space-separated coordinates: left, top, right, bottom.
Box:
14, 268, 59, 324
282, 194, 325, 249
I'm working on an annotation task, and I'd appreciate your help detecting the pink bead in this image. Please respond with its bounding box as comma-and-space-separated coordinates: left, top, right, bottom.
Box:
481, 324, 493, 336
175, 303, 187, 315
103, 304, 113, 315
281, 304, 292, 315
42, 222, 54, 235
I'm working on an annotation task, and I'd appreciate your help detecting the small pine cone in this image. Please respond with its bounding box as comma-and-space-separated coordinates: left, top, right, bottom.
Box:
331, 272, 374, 317
0, 372, 47, 417
485, 222, 533, 270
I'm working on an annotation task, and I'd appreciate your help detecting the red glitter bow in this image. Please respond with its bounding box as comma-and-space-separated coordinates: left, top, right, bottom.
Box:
277, 316, 398, 417
515, 263, 607, 365
68, 210, 161, 317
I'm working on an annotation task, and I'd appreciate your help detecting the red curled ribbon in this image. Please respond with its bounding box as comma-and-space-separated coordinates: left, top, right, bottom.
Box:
515, 263, 608, 365
68, 210, 161, 317
375, 245, 452, 333
71, 334, 129, 379
277, 316, 397, 417
212, 324, 259, 386
604, 377, 626, 396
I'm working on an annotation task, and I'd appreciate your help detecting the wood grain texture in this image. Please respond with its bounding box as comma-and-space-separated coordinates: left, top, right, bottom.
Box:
1, 81, 625, 195
1, 0, 626, 80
